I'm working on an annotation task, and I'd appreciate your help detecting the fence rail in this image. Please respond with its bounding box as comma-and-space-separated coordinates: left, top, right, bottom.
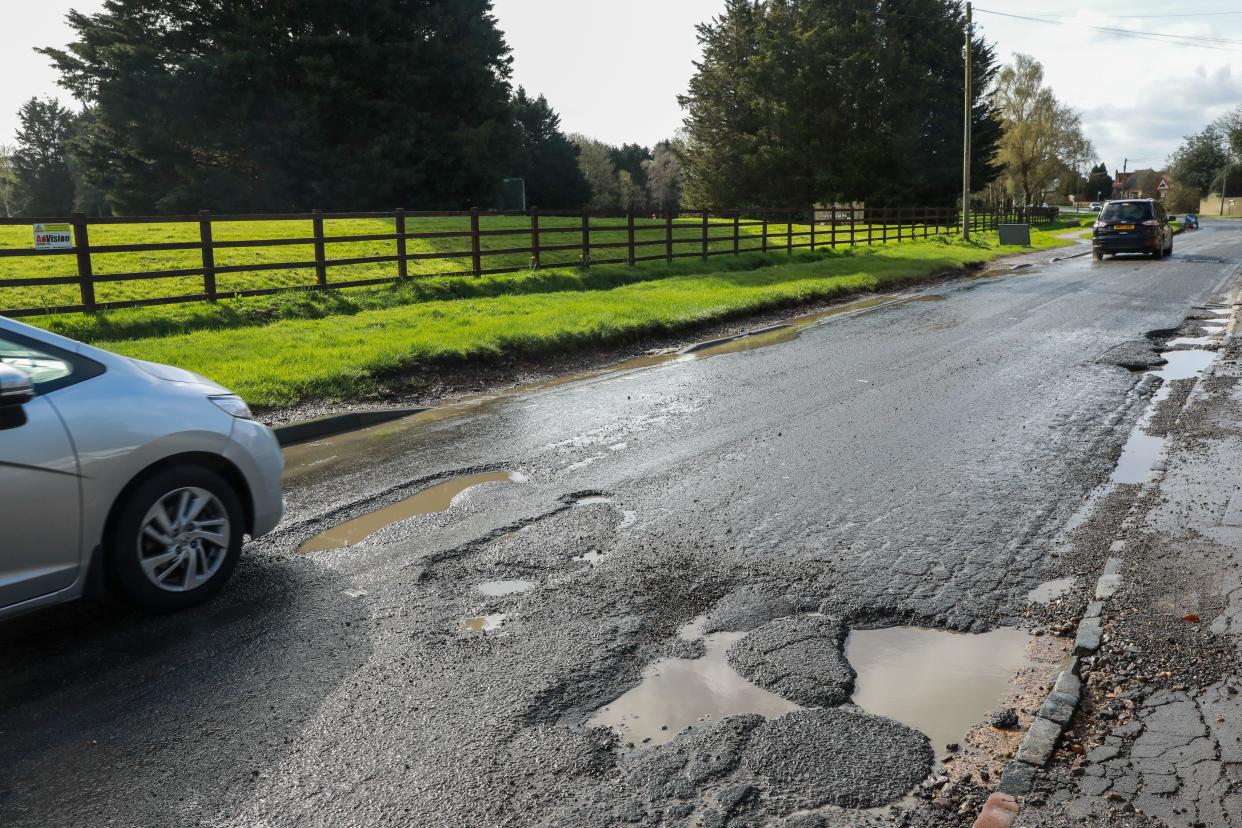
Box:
0, 205, 1060, 318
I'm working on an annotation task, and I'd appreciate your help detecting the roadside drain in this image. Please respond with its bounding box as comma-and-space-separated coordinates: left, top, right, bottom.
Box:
846, 626, 1033, 754
588, 616, 800, 747
1111, 348, 1216, 485
299, 471, 519, 553
1027, 576, 1076, 605
476, 580, 534, 597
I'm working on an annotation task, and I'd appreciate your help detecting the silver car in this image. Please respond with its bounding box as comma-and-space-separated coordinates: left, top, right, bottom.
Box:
0, 316, 283, 619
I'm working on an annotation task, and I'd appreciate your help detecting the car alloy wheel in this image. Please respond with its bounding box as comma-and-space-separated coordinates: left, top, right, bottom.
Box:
137, 486, 232, 592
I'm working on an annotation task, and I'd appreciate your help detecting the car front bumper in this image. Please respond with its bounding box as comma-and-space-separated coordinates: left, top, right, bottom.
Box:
225, 418, 285, 537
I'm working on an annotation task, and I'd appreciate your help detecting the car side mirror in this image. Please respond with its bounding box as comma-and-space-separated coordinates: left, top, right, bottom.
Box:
0, 363, 34, 409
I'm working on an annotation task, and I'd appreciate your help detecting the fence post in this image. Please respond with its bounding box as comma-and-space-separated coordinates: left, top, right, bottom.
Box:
70, 212, 95, 311
733, 210, 740, 256
311, 209, 327, 287
665, 210, 673, 263
470, 208, 482, 276
850, 205, 856, 247
882, 207, 888, 245
198, 210, 217, 301
627, 209, 636, 266
580, 209, 591, 267
701, 209, 709, 260
897, 207, 903, 242
394, 208, 408, 279
530, 208, 541, 269
830, 209, 837, 248
810, 209, 816, 252
761, 214, 768, 254
786, 212, 793, 254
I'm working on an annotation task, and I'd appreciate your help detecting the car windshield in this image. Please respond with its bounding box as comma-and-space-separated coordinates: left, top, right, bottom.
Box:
1100, 203, 1152, 223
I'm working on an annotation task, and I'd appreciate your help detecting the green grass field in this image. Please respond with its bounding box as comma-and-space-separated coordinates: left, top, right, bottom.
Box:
0, 213, 967, 312
85, 227, 1071, 410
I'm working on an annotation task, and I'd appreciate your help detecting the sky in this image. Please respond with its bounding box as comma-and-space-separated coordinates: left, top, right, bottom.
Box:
4, 1, 1241, 177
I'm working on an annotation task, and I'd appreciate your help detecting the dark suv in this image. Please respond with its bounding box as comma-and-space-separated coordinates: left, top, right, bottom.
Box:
1092, 199, 1173, 260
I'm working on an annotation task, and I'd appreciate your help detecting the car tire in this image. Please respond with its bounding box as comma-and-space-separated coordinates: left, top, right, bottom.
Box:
1153, 245, 1163, 260
107, 466, 245, 613
1092, 250, 1104, 261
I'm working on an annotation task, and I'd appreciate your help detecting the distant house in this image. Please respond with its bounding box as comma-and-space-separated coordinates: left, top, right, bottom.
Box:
1112, 169, 1167, 200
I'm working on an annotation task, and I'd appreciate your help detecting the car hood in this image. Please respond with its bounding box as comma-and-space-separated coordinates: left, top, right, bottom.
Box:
128, 358, 232, 393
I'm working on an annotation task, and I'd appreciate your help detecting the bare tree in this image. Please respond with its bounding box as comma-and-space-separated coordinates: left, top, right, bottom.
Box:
0, 144, 26, 217
993, 55, 1093, 206
644, 143, 683, 213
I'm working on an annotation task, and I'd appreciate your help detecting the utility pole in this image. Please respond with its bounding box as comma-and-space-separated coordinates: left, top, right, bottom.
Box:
961, 1, 972, 239
1221, 153, 1231, 217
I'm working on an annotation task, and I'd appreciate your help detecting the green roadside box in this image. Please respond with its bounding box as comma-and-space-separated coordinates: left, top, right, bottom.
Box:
998, 223, 1031, 246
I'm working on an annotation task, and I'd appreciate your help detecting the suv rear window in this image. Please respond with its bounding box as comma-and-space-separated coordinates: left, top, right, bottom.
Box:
1100, 202, 1153, 223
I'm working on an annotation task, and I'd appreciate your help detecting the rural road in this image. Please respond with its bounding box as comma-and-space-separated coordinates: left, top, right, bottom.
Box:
2, 224, 1240, 827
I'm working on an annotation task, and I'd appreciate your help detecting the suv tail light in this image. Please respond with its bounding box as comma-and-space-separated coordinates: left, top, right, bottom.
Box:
1141, 219, 1159, 226
1094, 221, 1107, 229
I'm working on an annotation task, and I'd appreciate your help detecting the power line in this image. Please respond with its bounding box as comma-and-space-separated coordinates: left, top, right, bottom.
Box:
975, 8, 1242, 51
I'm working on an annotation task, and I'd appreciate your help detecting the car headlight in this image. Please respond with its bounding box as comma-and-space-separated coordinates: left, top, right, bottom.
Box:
210, 394, 255, 420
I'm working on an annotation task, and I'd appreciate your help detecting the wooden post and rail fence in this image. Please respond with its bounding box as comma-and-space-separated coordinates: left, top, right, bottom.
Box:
0, 205, 1060, 318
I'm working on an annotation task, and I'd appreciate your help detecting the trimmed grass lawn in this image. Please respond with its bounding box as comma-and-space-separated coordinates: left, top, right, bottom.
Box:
92, 228, 1072, 411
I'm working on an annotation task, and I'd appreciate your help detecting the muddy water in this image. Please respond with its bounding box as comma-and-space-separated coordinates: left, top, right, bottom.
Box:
847, 626, 1033, 753
1027, 576, 1076, 604
588, 617, 800, 748
1110, 349, 1217, 485
461, 613, 506, 633
476, 580, 534, 597
299, 471, 518, 553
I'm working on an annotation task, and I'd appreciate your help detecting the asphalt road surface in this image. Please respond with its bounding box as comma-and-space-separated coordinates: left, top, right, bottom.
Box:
3, 224, 1240, 827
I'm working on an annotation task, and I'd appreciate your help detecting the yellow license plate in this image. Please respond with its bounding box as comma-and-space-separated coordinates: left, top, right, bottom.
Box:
1115, 224, 1135, 230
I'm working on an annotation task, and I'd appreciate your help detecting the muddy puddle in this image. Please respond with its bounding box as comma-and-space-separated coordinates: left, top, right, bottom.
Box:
476, 580, 534, 597
1027, 576, 1076, 604
462, 613, 506, 633
588, 616, 800, 748
299, 471, 518, 553
847, 626, 1033, 753
1111, 348, 1217, 485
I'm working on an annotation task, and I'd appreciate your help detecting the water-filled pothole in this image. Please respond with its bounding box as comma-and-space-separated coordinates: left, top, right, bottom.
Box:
476, 580, 534, 597
1110, 349, 1216, 485
1028, 576, 1076, 604
588, 616, 800, 748
300, 471, 519, 553
462, 613, 506, 633
847, 626, 1033, 753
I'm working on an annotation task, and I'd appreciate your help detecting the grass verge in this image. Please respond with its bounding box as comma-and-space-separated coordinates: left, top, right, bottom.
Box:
94, 229, 1071, 411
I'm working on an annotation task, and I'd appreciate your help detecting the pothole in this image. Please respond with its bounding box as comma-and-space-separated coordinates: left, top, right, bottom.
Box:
300, 471, 519, 553
846, 626, 1034, 754
1167, 336, 1215, 348
476, 580, 534, 597
572, 550, 607, 564
1028, 576, 1076, 605
588, 616, 801, 748
1110, 348, 1216, 485
461, 613, 506, 633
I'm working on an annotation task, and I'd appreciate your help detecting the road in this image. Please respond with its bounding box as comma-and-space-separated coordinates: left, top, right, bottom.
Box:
2, 224, 1240, 827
